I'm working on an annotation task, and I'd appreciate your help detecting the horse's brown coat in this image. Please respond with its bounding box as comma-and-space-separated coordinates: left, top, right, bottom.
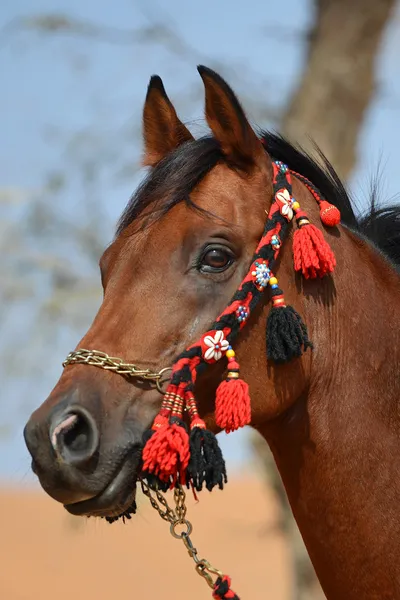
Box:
24, 67, 400, 599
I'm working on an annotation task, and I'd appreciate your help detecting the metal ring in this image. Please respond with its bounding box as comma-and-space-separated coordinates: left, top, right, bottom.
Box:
156, 367, 173, 394
195, 563, 215, 589
170, 519, 193, 539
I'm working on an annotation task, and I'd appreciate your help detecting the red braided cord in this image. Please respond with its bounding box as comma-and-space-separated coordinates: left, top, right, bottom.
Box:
289, 169, 324, 205
158, 164, 294, 403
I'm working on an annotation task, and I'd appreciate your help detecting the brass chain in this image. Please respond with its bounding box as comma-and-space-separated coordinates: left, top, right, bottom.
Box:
63, 357, 226, 589
140, 480, 176, 524
64, 354, 225, 589
140, 479, 223, 590
62, 349, 172, 394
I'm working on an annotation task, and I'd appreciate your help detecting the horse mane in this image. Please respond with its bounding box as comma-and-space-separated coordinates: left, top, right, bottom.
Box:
358, 206, 400, 269
117, 130, 400, 270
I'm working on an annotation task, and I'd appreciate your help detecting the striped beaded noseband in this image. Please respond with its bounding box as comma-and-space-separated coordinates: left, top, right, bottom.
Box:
63, 159, 340, 494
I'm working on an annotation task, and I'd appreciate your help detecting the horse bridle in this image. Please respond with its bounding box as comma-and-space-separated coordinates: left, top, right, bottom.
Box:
63, 349, 172, 394
63, 160, 338, 401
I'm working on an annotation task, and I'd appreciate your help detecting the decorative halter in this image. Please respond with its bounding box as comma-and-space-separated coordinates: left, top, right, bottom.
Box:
140, 160, 340, 493
65, 159, 340, 493
63, 159, 340, 599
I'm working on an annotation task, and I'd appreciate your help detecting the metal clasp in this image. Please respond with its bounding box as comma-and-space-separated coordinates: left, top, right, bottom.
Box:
156, 366, 173, 394
141, 480, 225, 592
195, 559, 223, 589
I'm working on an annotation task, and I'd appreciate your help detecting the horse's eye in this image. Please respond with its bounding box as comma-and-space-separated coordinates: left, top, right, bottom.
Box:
199, 246, 234, 273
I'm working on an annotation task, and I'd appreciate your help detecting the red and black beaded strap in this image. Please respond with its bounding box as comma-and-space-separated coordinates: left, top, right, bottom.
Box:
160, 161, 309, 389
141, 159, 339, 494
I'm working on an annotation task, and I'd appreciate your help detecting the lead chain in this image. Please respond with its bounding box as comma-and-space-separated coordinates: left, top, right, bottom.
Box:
140, 479, 223, 590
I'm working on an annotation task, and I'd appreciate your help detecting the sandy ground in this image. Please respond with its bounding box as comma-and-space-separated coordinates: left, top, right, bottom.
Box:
0, 476, 292, 600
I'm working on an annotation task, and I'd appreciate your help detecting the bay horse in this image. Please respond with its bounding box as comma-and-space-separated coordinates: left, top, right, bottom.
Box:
24, 66, 400, 599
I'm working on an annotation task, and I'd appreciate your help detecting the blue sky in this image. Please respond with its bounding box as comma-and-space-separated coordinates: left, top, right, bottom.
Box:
1, 0, 400, 486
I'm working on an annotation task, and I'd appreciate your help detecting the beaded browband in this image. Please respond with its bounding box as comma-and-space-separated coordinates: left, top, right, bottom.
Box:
64, 158, 340, 495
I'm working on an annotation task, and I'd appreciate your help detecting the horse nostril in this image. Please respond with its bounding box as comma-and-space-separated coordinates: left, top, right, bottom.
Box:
50, 406, 99, 466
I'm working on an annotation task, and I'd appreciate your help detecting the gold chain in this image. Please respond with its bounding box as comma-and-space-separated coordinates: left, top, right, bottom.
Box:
140, 479, 223, 590
63, 351, 226, 590
62, 349, 172, 394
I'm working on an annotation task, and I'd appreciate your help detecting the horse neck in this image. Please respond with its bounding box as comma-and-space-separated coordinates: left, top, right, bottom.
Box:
260, 200, 400, 598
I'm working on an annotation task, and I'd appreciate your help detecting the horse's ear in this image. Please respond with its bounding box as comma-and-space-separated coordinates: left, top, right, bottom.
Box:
142, 75, 194, 167
197, 65, 266, 169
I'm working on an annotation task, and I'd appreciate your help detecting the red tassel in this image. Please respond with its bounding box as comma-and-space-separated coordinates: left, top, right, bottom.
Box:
142, 420, 190, 486
293, 219, 336, 279
215, 359, 251, 433
142, 385, 190, 486
319, 200, 341, 227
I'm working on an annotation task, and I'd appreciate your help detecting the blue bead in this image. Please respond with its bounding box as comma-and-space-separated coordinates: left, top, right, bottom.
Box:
271, 284, 278, 289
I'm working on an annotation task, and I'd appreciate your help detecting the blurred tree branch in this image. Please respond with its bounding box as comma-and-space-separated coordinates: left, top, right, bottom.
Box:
282, 0, 396, 181
1, 11, 279, 124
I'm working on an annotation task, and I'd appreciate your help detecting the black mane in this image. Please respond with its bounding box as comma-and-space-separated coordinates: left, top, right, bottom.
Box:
117, 137, 223, 234
117, 131, 400, 269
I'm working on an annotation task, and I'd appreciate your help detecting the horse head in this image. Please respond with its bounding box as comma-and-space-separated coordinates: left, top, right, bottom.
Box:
24, 67, 326, 520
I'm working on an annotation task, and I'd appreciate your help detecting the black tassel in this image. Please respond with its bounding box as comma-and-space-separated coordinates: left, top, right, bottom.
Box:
142, 472, 170, 493
187, 425, 227, 492
266, 305, 312, 363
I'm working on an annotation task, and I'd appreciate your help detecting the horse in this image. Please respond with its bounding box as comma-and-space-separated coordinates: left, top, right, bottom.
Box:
24, 66, 400, 599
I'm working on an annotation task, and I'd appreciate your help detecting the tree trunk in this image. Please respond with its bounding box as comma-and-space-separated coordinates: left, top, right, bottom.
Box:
282, 0, 396, 181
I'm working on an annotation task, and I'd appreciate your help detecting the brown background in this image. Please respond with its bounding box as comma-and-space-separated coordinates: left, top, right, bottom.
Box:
0, 476, 291, 600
